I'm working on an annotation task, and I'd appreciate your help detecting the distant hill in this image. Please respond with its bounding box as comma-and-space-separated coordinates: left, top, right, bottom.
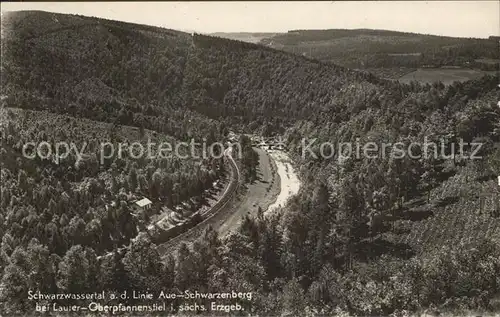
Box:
210, 32, 279, 44
258, 28, 499, 78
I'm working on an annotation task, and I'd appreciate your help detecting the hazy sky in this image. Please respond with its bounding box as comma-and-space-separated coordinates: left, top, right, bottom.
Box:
1, 1, 499, 38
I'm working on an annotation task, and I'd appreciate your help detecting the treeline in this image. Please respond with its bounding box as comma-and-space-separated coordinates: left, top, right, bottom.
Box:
2, 218, 498, 315
238, 135, 259, 183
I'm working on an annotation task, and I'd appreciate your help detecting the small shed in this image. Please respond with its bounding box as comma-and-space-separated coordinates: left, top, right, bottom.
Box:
134, 197, 152, 210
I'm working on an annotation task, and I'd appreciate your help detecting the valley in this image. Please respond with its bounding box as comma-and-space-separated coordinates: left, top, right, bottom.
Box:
1, 9, 499, 317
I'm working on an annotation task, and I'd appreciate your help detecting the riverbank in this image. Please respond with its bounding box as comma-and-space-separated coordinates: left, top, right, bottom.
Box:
217, 147, 280, 236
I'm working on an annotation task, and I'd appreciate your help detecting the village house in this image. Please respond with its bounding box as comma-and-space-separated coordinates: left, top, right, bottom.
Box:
134, 197, 152, 212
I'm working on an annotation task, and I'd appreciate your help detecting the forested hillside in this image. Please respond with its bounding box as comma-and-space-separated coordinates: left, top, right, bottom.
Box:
1, 11, 500, 316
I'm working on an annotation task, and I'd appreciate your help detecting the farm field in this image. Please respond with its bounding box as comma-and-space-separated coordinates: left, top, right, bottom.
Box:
398, 68, 498, 85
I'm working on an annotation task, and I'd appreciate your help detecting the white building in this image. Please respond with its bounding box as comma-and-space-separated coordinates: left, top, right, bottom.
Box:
134, 197, 152, 211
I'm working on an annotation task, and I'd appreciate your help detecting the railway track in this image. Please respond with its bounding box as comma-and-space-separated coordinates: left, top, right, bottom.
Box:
156, 147, 241, 255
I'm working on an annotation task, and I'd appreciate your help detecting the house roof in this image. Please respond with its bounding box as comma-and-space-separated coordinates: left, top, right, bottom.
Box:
135, 197, 152, 207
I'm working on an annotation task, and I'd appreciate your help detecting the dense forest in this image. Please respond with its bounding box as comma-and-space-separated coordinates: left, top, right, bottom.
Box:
1, 10, 500, 316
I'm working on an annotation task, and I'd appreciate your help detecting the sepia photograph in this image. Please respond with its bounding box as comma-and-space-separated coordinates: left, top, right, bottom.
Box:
0, 1, 499, 316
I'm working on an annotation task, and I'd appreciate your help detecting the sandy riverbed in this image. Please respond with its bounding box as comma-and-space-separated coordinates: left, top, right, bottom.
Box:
266, 150, 301, 214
